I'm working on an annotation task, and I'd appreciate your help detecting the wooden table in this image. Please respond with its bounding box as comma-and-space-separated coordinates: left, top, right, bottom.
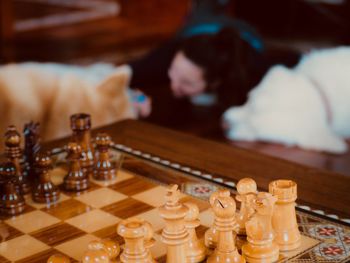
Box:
47, 119, 350, 220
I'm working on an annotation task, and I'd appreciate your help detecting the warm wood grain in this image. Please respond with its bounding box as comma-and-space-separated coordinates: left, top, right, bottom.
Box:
44, 120, 350, 219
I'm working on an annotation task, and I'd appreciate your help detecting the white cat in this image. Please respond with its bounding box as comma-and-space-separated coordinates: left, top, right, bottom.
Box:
223, 46, 350, 154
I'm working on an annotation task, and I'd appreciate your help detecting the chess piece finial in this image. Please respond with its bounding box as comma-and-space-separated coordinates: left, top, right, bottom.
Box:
184, 202, 206, 263
47, 254, 71, 263
1, 176, 26, 216
100, 239, 120, 261
159, 184, 188, 263
242, 192, 279, 263
70, 113, 95, 172
32, 152, 60, 203
4, 125, 31, 194
117, 218, 155, 263
269, 179, 301, 251
64, 142, 89, 191
204, 189, 230, 249
82, 240, 110, 263
207, 190, 245, 263
236, 178, 257, 235
93, 133, 116, 181
23, 121, 41, 183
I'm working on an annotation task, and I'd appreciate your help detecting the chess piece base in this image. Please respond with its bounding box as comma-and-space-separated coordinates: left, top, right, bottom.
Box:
242, 242, 279, 263
32, 189, 60, 203
1, 201, 26, 216
275, 233, 301, 252
93, 169, 116, 181
64, 177, 89, 191
207, 248, 245, 263
187, 239, 206, 263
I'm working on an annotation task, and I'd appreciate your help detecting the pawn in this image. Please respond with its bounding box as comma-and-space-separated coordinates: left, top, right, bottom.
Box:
143, 220, 156, 262
1, 177, 25, 216
47, 254, 71, 263
184, 202, 206, 263
236, 178, 257, 235
0, 162, 21, 194
32, 152, 60, 203
242, 192, 279, 263
93, 133, 116, 181
64, 142, 89, 191
100, 239, 120, 261
207, 190, 245, 263
4, 125, 31, 194
82, 240, 110, 263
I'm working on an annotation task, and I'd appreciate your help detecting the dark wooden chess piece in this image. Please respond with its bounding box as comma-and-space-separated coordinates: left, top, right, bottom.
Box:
93, 133, 116, 181
64, 142, 89, 191
0, 163, 25, 216
70, 113, 95, 173
0, 162, 21, 194
32, 152, 60, 203
4, 125, 31, 194
23, 121, 41, 184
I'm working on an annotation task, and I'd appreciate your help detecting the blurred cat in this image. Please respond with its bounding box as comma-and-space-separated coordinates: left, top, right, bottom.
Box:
0, 63, 136, 149
223, 47, 350, 154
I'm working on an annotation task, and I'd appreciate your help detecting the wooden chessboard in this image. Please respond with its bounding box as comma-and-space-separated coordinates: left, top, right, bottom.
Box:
0, 146, 349, 263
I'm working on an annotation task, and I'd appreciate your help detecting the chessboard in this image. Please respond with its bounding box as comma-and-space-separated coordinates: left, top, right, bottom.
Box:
0, 115, 350, 263
0, 144, 349, 263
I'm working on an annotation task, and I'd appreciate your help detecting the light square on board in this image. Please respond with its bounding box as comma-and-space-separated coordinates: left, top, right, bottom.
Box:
5, 210, 60, 234
0, 235, 49, 262
65, 209, 120, 233
74, 187, 127, 208
54, 234, 99, 261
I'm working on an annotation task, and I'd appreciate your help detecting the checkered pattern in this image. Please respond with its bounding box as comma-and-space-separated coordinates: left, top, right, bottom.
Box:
1, 150, 349, 263
0, 167, 211, 262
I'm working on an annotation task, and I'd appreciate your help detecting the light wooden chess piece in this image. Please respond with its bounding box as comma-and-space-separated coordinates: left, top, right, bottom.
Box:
269, 180, 301, 251
82, 240, 110, 263
236, 178, 257, 235
64, 142, 89, 191
32, 152, 60, 203
242, 192, 279, 263
93, 133, 116, 181
47, 254, 71, 263
205, 189, 230, 250
4, 125, 31, 194
117, 218, 156, 263
159, 184, 189, 263
184, 202, 206, 263
143, 220, 157, 262
207, 190, 245, 263
70, 113, 95, 172
100, 239, 120, 261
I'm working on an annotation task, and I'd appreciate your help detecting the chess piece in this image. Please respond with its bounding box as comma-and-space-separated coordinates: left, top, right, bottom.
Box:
47, 254, 71, 263
82, 241, 110, 263
159, 184, 189, 263
242, 192, 279, 263
184, 202, 206, 263
4, 125, 31, 194
205, 189, 230, 249
1, 177, 25, 216
207, 190, 245, 263
64, 142, 89, 191
23, 121, 41, 184
32, 152, 60, 203
0, 162, 22, 195
117, 218, 155, 263
93, 133, 116, 181
143, 220, 157, 262
269, 180, 301, 251
100, 239, 120, 261
70, 113, 95, 172
236, 178, 257, 235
